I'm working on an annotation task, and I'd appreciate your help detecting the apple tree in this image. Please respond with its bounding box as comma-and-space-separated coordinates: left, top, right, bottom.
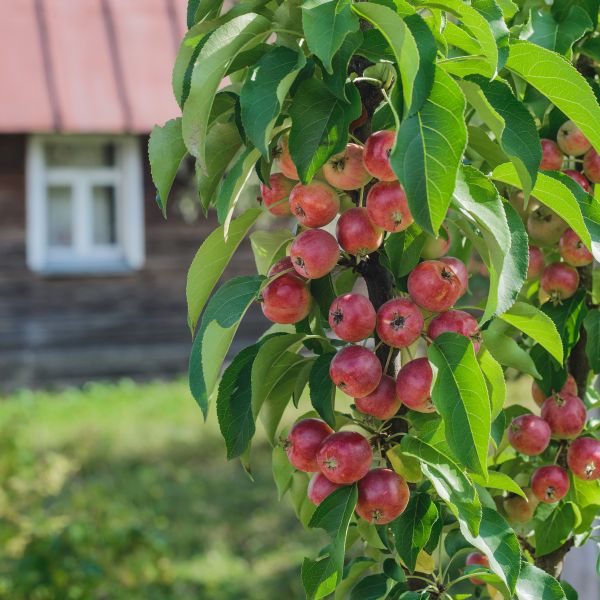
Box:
150, 0, 600, 597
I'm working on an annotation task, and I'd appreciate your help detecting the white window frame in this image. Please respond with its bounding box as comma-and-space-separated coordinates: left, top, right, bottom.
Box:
26, 134, 145, 274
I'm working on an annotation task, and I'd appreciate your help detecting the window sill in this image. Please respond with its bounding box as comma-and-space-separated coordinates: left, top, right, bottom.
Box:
33, 262, 142, 278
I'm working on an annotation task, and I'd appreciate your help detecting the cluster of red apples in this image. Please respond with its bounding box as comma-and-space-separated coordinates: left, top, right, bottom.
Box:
260, 130, 477, 523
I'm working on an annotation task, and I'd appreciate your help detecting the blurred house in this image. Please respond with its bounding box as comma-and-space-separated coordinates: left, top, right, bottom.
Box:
0, 0, 259, 390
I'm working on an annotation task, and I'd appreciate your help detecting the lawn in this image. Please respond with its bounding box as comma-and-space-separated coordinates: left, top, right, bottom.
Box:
0, 379, 324, 600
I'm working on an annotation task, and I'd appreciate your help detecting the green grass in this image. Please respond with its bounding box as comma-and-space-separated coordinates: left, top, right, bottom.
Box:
0, 380, 322, 600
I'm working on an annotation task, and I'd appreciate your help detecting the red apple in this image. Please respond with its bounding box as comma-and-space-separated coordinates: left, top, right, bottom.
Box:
440, 257, 468, 296
531, 465, 570, 503
427, 310, 481, 352
277, 134, 299, 180
329, 345, 382, 398
268, 256, 302, 278
307, 472, 343, 505
336, 207, 383, 257
557, 120, 591, 156
540, 262, 580, 301
527, 245, 545, 279
323, 143, 372, 190
421, 225, 451, 260
540, 139, 564, 170
376, 298, 424, 348
527, 206, 568, 246
290, 229, 339, 279
328, 294, 376, 342
507, 414, 551, 456
407, 260, 462, 313
395, 358, 435, 413
356, 469, 409, 524
355, 375, 401, 420
366, 181, 413, 232
583, 148, 600, 183
289, 181, 340, 228
286, 418, 334, 472
559, 228, 593, 267
541, 393, 587, 439
563, 169, 592, 194
260, 173, 294, 216
503, 489, 539, 524
465, 552, 490, 586
317, 431, 373, 484
531, 374, 577, 407
567, 437, 600, 481
363, 130, 396, 181
261, 274, 311, 324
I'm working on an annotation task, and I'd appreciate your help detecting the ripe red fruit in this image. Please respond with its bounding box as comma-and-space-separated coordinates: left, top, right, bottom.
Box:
541, 393, 587, 439
261, 274, 311, 324
407, 260, 462, 313
507, 414, 551, 456
307, 472, 342, 505
277, 134, 299, 180
540, 139, 564, 170
323, 143, 371, 190
557, 120, 591, 156
540, 262, 580, 301
563, 169, 592, 194
290, 229, 339, 279
465, 552, 490, 586
531, 373, 577, 407
260, 173, 294, 216
336, 207, 384, 257
559, 228, 593, 267
289, 181, 340, 228
376, 298, 424, 348
567, 437, 600, 481
531, 465, 570, 503
366, 181, 413, 232
527, 245, 545, 279
286, 418, 334, 472
355, 375, 401, 420
395, 358, 434, 413
527, 206, 567, 246
329, 345, 382, 398
427, 310, 481, 352
363, 130, 396, 181
268, 256, 298, 278
356, 469, 409, 524
583, 148, 600, 183
440, 257, 468, 296
421, 225, 451, 260
503, 489, 539, 524
317, 431, 373, 484
328, 294, 376, 342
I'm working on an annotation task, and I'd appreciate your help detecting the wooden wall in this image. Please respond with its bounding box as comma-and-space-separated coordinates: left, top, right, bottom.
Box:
0, 134, 266, 391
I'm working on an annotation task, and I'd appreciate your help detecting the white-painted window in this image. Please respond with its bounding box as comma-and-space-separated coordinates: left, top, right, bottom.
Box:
26, 135, 145, 274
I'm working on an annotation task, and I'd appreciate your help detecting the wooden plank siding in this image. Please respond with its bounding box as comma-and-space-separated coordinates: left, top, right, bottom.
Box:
0, 134, 266, 390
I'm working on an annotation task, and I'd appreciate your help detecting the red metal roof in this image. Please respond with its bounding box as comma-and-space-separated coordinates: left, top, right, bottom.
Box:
0, 0, 186, 134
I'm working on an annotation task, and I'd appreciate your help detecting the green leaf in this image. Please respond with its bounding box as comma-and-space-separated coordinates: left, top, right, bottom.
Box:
505, 40, 600, 155
492, 163, 592, 255
584, 310, 600, 373
334, 558, 378, 600
472, 471, 526, 499
272, 443, 294, 499
149, 118, 187, 216
383, 226, 426, 280
478, 348, 506, 419
309, 353, 337, 429
289, 79, 361, 183
459, 507, 521, 594
515, 561, 567, 600
302, 0, 359, 74
467, 126, 509, 169
428, 332, 491, 477
390, 66, 467, 235
302, 485, 358, 599
217, 343, 260, 458
323, 31, 364, 100
542, 288, 588, 359
530, 345, 566, 396
186, 208, 261, 332
499, 302, 563, 363
473, 0, 510, 70
523, 7, 593, 55
417, 0, 499, 76
250, 229, 293, 275
240, 46, 305, 156
460, 76, 541, 199
400, 436, 482, 536
189, 275, 264, 416
535, 502, 578, 556
349, 573, 388, 600
182, 14, 271, 165
391, 493, 438, 572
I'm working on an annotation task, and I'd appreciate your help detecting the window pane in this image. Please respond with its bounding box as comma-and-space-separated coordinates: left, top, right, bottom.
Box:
47, 185, 73, 247
92, 185, 117, 245
45, 141, 116, 167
